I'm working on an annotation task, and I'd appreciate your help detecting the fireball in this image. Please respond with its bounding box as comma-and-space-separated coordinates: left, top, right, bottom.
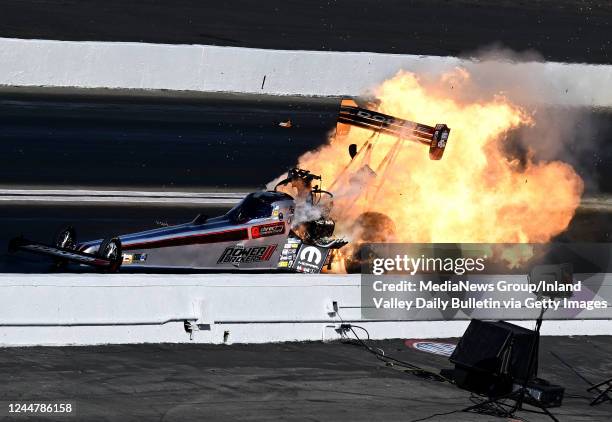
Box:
293, 69, 583, 246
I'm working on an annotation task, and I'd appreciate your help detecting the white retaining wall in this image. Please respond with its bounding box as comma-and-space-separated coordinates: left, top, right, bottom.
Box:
0, 274, 609, 346
1, 38, 612, 107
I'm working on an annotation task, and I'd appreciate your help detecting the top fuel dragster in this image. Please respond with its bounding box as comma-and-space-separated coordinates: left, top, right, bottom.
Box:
9, 100, 450, 273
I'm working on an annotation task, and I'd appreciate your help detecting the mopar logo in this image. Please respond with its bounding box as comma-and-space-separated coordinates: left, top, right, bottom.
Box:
293, 244, 329, 273
357, 110, 395, 125
300, 246, 322, 265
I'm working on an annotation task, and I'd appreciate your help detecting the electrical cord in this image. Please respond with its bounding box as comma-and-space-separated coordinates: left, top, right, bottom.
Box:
408, 391, 533, 422
348, 324, 386, 356
348, 324, 370, 340
408, 408, 466, 422
335, 310, 449, 382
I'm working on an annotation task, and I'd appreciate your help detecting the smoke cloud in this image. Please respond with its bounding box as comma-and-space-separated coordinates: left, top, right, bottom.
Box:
396, 46, 607, 193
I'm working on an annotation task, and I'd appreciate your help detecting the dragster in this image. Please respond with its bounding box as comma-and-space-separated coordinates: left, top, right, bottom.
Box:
9, 100, 450, 273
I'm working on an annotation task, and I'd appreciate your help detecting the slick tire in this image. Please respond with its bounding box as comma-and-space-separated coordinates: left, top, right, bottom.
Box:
344, 212, 396, 274
98, 237, 123, 273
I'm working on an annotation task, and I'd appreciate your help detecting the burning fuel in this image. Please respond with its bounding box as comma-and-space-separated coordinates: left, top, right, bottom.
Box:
285, 69, 583, 248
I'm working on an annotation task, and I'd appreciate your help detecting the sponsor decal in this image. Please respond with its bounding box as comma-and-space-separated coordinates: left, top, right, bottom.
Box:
251, 222, 285, 239
217, 245, 277, 264
357, 110, 395, 125
278, 238, 302, 268
292, 244, 329, 273
404, 340, 456, 357
300, 246, 322, 265
433, 130, 448, 148
122, 253, 147, 265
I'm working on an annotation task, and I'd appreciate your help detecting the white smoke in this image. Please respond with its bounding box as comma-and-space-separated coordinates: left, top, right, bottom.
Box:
410, 46, 607, 193
292, 200, 323, 225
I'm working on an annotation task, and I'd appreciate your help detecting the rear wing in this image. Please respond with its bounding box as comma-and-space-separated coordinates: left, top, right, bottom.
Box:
337, 99, 450, 160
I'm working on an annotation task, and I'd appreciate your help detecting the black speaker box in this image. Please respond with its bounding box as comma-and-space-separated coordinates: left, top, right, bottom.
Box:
452, 365, 513, 396
450, 320, 537, 382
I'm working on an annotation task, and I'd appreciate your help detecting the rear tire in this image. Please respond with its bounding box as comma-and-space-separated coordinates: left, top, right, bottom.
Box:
344, 212, 396, 273
98, 237, 122, 273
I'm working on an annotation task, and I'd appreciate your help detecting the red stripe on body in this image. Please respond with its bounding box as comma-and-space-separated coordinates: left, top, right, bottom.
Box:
124, 228, 249, 250
261, 244, 278, 261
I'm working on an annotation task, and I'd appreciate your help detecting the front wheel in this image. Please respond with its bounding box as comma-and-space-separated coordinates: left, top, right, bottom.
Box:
98, 237, 122, 273
54, 226, 76, 250
52, 226, 77, 269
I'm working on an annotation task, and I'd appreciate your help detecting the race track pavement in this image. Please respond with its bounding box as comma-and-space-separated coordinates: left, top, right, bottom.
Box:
0, 90, 338, 190
1, 89, 610, 193
0, 337, 610, 421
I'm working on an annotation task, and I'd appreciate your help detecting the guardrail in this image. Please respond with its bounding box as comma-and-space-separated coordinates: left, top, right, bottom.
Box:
0, 274, 610, 346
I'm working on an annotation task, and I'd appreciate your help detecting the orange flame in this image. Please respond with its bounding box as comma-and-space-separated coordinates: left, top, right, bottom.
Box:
293, 70, 583, 245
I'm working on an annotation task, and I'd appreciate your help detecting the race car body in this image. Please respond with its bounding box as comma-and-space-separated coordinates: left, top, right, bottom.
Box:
77, 191, 296, 271
9, 171, 347, 273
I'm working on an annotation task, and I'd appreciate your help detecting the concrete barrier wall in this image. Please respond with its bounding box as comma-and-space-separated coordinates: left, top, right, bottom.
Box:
0, 274, 610, 346
1, 38, 612, 107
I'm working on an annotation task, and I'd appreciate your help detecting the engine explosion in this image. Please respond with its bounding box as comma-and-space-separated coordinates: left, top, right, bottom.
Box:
288, 70, 583, 246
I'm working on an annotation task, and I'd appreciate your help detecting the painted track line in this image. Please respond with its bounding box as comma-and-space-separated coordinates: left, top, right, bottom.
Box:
0, 189, 610, 210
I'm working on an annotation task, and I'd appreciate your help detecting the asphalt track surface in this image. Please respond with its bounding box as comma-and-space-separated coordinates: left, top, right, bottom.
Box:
2, 1, 612, 64
0, 90, 339, 190
1, 89, 611, 192
1, 337, 611, 421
